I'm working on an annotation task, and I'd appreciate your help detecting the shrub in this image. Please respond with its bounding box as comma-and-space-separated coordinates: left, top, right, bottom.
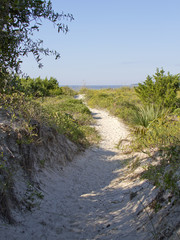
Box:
60, 86, 77, 96
135, 68, 180, 108
132, 104, 168, 128
16, 76, 63, 97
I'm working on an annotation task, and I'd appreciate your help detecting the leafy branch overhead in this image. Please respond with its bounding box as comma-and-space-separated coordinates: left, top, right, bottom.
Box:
0, 0, 74, 76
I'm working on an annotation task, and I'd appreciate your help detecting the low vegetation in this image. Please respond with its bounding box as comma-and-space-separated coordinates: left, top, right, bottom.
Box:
80, 86, 141, 125
37, 96, 100, 145
0, 76, 100, 146
80, 69, 180, 202
0, 76, 100, 222
0, 69, 180, 224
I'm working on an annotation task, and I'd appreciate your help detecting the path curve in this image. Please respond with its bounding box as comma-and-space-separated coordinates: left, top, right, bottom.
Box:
1, 99, 155, 240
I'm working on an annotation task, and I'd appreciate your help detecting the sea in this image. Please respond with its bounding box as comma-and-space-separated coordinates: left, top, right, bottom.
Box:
60, 85, 136, 90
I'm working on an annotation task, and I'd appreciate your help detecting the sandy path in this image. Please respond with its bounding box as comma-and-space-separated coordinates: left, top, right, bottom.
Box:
1, 101, 155, 240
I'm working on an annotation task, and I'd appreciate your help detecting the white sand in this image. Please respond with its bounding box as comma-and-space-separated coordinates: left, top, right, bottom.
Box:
0, 99, 157, 240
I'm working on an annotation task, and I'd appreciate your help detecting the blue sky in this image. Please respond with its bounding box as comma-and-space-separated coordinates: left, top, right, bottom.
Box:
21, 0, 180, 86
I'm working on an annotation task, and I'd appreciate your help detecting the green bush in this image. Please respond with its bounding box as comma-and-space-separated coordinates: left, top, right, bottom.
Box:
16, 76, 63, 97
135, 68, 180, 108
60, 86, 77, 96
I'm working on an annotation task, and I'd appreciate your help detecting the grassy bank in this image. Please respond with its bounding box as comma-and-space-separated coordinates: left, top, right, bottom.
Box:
0, 82, 102, 222
36, 95, 100, 146
0, 89, 100, 147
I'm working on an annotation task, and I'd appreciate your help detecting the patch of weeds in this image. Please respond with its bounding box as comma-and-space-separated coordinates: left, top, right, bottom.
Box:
16, 127, 37, 145
153, 201, 162, 213
141, 145, 180, 198
149, 191, 165, 213
23, 182, 44, 211
39, 159, 46, 167
131, 157, 141, 170
131, 116, 180, 152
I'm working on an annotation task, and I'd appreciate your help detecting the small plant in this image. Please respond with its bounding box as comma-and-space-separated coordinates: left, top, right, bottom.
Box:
39, 159, 46, 167
24, 182, 44, 211
131, 114, 180, 152
132, 104, 168, 128
141, 144, 180, 197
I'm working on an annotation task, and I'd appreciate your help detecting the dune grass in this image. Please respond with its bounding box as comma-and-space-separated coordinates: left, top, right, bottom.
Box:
37, 95, 100, 146
0, 92, 100, 146
80, 87, 180, 149
80, 86, 180, 199
80, 87, 140, 125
